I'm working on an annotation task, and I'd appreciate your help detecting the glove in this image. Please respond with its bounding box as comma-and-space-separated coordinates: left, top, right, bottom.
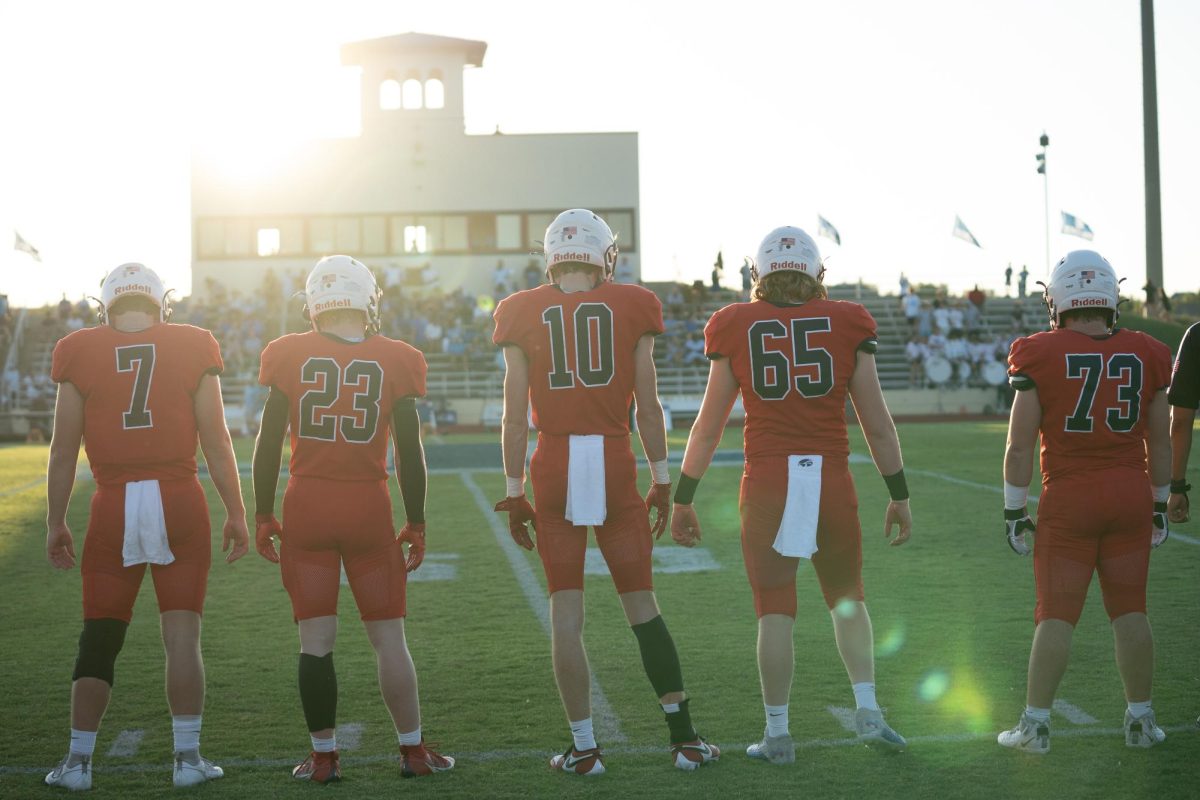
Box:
398, 522, 426, 572
644, 482, 672, 539
255, 513, 283, 563
1151, 502, 1169, 549
494, 495, 537, 551
1004, 508, 1034, 556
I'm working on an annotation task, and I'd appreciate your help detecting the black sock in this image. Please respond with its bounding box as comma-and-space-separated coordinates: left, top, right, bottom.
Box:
298, 652, 337, 733
665, 698, 697, 744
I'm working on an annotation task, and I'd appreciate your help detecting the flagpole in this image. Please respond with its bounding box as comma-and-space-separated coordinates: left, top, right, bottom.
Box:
1039, 133, 1050, 274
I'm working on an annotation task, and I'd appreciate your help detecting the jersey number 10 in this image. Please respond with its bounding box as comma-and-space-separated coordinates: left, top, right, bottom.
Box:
542, 304, 615, 389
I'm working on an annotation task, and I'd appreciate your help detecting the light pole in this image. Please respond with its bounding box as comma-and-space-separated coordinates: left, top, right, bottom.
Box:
1141, 0, 1163, 300
1036, 132, 1049, 274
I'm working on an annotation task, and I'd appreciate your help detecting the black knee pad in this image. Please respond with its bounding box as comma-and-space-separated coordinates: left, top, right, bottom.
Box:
72, 618, 128, 686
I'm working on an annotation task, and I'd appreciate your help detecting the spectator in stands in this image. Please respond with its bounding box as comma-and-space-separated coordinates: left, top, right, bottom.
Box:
424, 319, 444, 354
1005, 264, 1013, 295
666, 284, 685, 314
0, 293, 8, 324
741, 259, 753, 300
492, 261, 513, 298
964, 297, 982, 333
614, 256, 636, 284
903, 287, 920, 335
906, 336, 925, 388
1018, 265, 1029, 298
710, 261, 722, 292
57, 294, 72, 323
948, 300, 964, 334
932, 298, 950, 336
682, 331, 707, 366
917, 299, 933, 338
944, 329, 970, 388
899, 272, 910, 298
967, 284, 985, 311
523, 259, 542, 290
1010, 301, 1024, 333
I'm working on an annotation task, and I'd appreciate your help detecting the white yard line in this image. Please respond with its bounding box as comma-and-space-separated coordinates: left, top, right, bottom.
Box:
1053, 700, 1099, 725
459, 471, 627, 744
3, 723, 1195, 775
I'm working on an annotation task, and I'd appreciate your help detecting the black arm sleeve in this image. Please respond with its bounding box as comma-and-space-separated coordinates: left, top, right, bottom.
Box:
391, 398, 427, 524
252, 387, 290, 516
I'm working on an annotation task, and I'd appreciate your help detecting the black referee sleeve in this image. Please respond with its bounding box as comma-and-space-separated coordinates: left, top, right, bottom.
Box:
391, 399, 427, 524
252, 387, 289, 516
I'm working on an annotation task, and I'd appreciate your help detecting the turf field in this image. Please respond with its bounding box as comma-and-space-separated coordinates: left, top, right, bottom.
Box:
1, 421, 1198, 798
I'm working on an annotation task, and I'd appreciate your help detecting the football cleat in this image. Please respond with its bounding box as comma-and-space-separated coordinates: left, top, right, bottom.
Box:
549, 745, 605, 776
671, 737, 720, 771
997, 712, 1050, 754
172, 753, 224, 787
292, 750, 341, 783
45, 755, 92, 791
746, 731, 795, 764
1124, 709, 1166, 748
855, 708, 908, 751
400, 742, 455, 777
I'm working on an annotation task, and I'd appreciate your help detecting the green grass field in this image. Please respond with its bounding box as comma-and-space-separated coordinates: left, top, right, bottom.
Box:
1, 421, 1198, 798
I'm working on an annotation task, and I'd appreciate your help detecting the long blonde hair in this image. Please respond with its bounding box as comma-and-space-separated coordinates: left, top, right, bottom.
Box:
753, 271, 827, 304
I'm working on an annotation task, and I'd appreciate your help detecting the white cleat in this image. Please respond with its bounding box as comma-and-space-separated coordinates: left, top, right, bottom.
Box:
856, 708, 908, 751
997, 712, 1050, 754
172, 753, 224, 787
746, 732, 794, 764
45, 755, 92, 791
1124, 710, 1166, 748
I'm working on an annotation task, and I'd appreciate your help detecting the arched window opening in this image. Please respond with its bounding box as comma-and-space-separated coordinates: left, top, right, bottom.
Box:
402, 78, 423, 109
379, 78, 402, 110
424, 78, 444, 109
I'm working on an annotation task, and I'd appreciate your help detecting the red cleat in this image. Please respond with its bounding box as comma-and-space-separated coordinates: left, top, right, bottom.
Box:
292, 750, 341, 783
400, 742, 455, 777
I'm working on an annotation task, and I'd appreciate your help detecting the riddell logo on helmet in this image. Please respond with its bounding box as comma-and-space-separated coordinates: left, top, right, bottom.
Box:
552, 252, 594, 264
1070, 297, 1108, 307
769, 261, 808, 271
313, 298, 352, 313
114, 284, 152, 295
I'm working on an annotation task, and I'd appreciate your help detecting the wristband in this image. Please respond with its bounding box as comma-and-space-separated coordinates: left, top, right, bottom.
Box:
1171, 479, 1191, 494
649, 459, 670, 485
882, 469, 909, 502
1004, 481, 1029, 510
506, 475, 525, 497
674, 473, 701, 505
1152, 484, 1170, 503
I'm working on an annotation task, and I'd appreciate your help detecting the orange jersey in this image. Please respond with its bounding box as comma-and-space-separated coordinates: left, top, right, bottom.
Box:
492, 282, 664, 436
704, 298, 878, 460
259, 332, 427, 482
50, 323, 223, 485
1007, 327, 1173, 483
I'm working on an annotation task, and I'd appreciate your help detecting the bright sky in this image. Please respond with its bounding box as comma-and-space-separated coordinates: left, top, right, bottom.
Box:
1, 0, 1198, 308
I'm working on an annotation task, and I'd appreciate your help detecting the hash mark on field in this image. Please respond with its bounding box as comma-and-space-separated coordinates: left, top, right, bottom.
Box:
583, 547, 721, 576
107, 730, 143, 757
459, 472, 626, 744
1053, 699, 1099, 725
339, 553, 459, 585
336, 723, 364, 751
826, 706, 858, 732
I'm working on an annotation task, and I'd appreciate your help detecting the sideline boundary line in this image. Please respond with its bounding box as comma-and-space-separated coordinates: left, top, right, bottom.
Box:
458, 471, 626, 743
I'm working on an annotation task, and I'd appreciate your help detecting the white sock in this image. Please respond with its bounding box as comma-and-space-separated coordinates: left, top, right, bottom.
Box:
172, 715, 202, 754
852, 682, 879, 711
569, 717, 597, 752
1024, 705, 1051, 724
661, 702, 680, 714
1127, 700, 1152, 719
311, 734, 336, 753
397, 729, 422, 746
69, 729, 97, 757
765, 704, 789, 737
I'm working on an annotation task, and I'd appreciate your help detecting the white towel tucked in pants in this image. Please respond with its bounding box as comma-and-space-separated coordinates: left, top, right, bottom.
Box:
772, 455, 822, 559
122, 479, 175, 567
564, 435, 607, 526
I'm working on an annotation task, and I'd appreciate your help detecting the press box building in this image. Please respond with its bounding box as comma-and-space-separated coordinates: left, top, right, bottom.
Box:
190, 32, 640, 300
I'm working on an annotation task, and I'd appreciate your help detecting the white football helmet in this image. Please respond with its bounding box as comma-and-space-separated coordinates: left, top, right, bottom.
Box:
543, 209, 618, 281
751, 226, 824, 282
304, 255, 381, 332
98, 262, 171, 322
1041, 250, 1120, 328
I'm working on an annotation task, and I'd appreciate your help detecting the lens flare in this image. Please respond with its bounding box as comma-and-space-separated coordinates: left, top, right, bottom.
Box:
918, 669, 950, 702
834, 598, 859, 619
877, 621, 906, 657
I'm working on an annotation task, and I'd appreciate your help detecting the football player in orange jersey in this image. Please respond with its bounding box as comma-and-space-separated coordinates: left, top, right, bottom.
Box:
671, 227, 912, 762
44, 263, 249, 790
253, 256, 452, 783
492, 209, 718, 774
997, 251, 1173, 753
